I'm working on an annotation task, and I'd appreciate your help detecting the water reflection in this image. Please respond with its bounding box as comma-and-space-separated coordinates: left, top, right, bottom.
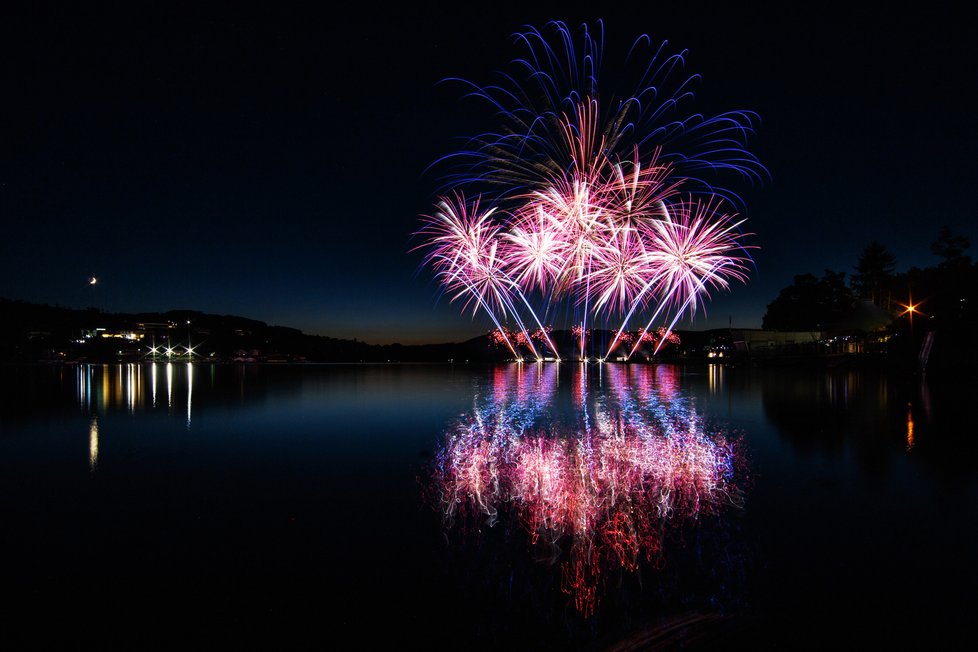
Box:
186, 363, 193, 429
906, 402, 915, 452
166, 362, 173, 409
429, 363, 747, 616
759, 368, 937, 462
74, 363, 196, 428
88, 416, 98, 473
707, 362, 729, 398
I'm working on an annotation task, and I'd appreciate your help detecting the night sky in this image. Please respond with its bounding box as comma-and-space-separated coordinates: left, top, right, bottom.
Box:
3, 3, 975, 344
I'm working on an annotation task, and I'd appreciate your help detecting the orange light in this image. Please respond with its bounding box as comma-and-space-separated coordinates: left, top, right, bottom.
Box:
896, 292, 928, 327
906, 402, 915, 452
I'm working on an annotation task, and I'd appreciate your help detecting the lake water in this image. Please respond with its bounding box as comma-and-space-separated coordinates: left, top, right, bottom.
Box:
1, 362, 974, 649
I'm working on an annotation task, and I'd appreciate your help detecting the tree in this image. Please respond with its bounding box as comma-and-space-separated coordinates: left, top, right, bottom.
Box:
851, 241, 896, 306
930, 226, 971, 269
762, 270, 856, 331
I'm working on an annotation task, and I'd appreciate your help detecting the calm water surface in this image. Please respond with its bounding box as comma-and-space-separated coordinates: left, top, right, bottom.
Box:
1, 362, 974, 649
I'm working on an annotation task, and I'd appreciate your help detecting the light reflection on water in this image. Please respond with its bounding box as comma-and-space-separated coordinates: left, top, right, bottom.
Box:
75, 362, 196, 425
187, 362, 193, 428
88, 415, 98, 473
429, 363, 747, 616
73, 363, 197, 470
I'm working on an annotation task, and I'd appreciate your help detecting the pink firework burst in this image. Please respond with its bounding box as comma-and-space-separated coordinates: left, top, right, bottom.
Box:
641, 196, 753, 318
416, 194, 514, 318
586, 223, 655, 315
502, 204, 569, 293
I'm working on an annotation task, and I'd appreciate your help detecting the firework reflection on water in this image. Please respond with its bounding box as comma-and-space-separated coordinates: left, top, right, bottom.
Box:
427, 363, 748, 617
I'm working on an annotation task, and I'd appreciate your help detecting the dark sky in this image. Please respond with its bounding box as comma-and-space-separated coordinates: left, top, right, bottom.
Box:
2, 3, 975, 344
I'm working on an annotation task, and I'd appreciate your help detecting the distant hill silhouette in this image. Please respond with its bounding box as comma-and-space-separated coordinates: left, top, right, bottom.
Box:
0, 298, 496, 363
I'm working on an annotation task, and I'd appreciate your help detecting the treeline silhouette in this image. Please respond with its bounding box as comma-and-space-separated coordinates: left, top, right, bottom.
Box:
762, 226, 977, 370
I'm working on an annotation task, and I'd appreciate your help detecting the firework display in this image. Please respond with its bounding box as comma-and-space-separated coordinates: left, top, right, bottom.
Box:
416, 21, 763, 360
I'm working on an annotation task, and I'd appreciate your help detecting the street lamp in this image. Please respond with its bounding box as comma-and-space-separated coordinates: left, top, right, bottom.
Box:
896, 292, 928, 334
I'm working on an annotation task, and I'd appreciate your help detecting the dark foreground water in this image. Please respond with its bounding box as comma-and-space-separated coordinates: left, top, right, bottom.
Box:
0, 362, 974, 650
